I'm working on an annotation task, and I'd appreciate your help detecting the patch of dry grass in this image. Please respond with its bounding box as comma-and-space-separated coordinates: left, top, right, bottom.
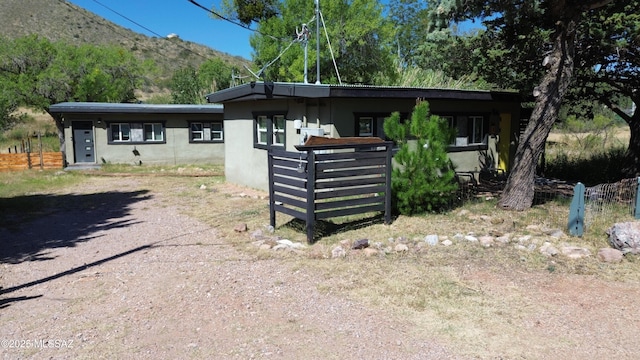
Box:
5, 166, 640, 359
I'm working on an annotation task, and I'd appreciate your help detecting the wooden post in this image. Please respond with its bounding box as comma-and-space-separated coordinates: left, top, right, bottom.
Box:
38, 132, 44, 169
305, 150, 316, 243
568, 182, 585, 237
384, 143, 392, 225
635, 177, 640, 220
268, 149, 276, 228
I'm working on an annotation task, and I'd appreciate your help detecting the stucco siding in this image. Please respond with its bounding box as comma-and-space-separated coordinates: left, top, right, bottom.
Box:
223, 118, 269, 191
64, 113, 224, 165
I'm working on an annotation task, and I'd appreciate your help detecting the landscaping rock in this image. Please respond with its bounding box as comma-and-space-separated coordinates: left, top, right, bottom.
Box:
561, 245, 591, 259
597, 248, 624, 263
464, 235, 478, 242
479, 236, 495, 247
234, 223, 248, 232
540, 242, 559, 257
331, 246, 346, 258
395, 244, 409, 252
606, 222, 640, 254
496, 234, 511, 245
352, 239, 370, 250
424, 234, 439, 246
363, 248, 378, 257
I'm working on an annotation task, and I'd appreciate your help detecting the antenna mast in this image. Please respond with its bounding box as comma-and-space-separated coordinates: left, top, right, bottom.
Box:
315, 0, 321, 84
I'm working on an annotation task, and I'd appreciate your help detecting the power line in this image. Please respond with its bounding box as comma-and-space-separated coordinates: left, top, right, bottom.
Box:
82, 0, 211, 61
57, 0, 176, 60
186, 0, 286, 42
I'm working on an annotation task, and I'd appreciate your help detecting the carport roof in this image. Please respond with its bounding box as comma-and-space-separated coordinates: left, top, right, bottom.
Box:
205, 81, 521, 103
49, 102, 223, 114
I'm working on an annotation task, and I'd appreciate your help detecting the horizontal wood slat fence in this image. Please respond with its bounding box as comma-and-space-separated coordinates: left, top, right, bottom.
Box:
268, 139, 393, 243
0, 152, 64, 171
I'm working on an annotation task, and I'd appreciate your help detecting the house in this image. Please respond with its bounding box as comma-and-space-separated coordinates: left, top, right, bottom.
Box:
205, 81, 522, 191
48, 102, 224, 166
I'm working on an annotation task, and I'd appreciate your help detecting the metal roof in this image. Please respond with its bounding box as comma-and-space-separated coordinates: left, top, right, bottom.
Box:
205, 82, 521, 104
49, 102, 223, 114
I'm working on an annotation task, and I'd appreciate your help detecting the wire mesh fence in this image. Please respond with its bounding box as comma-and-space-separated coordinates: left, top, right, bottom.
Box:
455, 174, 639, 237
583, 178, 639, 231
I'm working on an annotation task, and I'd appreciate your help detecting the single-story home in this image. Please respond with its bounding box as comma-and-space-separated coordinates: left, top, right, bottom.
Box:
48, 102, 224, 166
206, 81, 522, 191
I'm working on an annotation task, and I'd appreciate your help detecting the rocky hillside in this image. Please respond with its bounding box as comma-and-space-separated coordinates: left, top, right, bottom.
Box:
1, 0, 251, 97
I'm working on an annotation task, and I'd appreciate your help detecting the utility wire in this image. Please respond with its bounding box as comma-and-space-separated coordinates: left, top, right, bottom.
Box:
89, 0, 166, 39
245, 38, 298, 79
186, 0, 287, 42
58, 0, 209, 62
318, 10, 341, 84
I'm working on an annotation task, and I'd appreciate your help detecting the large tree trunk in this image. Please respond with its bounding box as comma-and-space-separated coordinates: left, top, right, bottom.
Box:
623, 107, 640, 177
498, 6, 579, 211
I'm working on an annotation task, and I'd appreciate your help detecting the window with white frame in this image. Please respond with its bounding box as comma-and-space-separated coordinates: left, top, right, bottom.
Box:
109, 122, 164, 143
145, 123, 164, 141
255, 114, 285, 148
439, 114, 489, 149
469, 116, 484, 144
189, 121, 224, 142
111, 123, 130, 142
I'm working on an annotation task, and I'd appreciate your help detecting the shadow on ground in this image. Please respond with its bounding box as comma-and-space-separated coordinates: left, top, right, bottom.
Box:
282, 214, 389, 243
0, 190, 151, 264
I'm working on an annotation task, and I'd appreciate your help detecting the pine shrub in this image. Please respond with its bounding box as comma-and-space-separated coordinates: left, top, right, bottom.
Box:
384, 101, 458, 215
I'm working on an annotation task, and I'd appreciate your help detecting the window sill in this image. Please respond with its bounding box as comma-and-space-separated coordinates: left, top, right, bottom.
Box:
108, 141, 166, 145
447, 144, 488, 153
189, 140, 224, 144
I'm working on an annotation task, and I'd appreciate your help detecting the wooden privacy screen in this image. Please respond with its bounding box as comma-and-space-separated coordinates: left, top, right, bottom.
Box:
0, 152, 64, 171
268, 138, 393, 243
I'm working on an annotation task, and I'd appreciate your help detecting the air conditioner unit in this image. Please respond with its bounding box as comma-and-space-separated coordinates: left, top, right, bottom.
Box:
455, 137, 468, 146
300, 128, 325, 145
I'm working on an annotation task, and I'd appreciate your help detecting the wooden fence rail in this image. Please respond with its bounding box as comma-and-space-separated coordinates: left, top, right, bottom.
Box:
268, 138, 393, 243
0, 152, 64, 171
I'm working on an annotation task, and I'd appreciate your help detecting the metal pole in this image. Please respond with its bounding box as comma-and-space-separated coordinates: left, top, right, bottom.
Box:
315, 0, 321, 84
303, 25, 308, 84
568, 182, 585, 237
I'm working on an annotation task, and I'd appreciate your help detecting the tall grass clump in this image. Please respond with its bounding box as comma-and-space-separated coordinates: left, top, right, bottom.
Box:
544, 146, 627, 186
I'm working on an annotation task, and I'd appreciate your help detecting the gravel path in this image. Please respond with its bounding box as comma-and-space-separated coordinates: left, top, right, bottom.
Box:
1, 177, 460, 359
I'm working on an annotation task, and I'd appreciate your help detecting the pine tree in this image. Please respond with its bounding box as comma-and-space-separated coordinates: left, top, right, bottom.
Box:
384, 100, 458, 215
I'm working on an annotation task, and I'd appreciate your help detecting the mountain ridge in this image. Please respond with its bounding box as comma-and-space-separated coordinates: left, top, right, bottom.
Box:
1, 0, 251, 97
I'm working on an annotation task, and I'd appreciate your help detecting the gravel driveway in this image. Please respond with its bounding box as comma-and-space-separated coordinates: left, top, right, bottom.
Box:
1, 177, 459, 359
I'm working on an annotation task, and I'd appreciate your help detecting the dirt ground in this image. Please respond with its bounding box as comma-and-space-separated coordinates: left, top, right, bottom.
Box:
2, 175, 640, 359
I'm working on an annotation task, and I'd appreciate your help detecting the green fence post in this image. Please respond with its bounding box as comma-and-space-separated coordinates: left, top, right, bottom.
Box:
568, 182, 585, 237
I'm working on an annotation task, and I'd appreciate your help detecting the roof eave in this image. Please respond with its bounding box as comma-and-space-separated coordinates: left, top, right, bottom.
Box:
48, 102, 224, 115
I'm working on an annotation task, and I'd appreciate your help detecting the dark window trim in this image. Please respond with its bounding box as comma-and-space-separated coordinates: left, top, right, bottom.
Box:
436, 112, 491, 151
253, 112, 287, 150
353, 112, 408, 139
106, 121, 167, 145
188, 120, 224, 144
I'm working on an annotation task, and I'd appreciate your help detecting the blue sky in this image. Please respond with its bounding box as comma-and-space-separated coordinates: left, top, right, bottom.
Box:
67, 0, 482, 61
67, 0, 255, 59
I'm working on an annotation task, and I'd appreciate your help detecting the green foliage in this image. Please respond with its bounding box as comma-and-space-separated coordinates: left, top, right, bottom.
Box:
248, 0, 395, 84
170, 58, 233, 104
219, 0, 280, 25
387, 0, 430, 66
0, 35, 145, 151
171, 66, 202, 104
383, 101, 458, 215
0, 35, 143, 111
